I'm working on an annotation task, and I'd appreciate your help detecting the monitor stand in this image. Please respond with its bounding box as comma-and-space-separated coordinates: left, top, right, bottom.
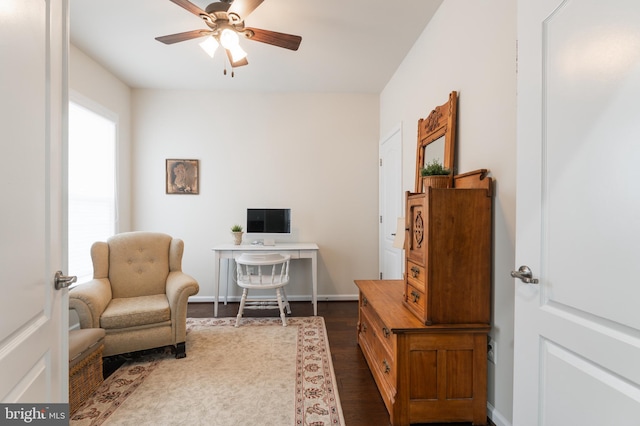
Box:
250, 239, 275, 246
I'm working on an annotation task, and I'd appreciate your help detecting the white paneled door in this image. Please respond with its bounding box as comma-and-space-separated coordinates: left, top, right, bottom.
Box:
0, 0, 69, 403
514, 0, 640, 423
379, 124, 403, 280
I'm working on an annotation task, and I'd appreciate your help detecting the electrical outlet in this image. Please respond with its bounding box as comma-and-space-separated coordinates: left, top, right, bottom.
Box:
487, 336, 497, 365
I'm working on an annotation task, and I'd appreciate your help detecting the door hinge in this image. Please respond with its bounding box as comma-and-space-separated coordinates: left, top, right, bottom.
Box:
380, 215, 383, 224
379, 158, 382, 166
380, 272, 383, 280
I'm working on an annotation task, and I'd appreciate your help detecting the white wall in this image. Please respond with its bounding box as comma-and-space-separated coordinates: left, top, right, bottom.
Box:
380, 1, 516, 425
131, 90, 380, 301
69, 44, 132, 233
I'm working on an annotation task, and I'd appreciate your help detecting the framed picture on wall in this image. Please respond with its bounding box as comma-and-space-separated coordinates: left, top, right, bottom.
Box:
166, 159, 199, 194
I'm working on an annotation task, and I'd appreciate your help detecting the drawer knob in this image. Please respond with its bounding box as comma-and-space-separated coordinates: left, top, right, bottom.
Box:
382, 327, 390, 338
362, 297, 368, 307
411, 290, 420, 303
410, 266, 420, 278
383, 359, 391, 374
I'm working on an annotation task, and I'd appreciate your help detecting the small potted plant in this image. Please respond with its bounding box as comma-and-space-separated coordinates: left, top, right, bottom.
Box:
420, 158, 452, 190
231, 224, 244, 245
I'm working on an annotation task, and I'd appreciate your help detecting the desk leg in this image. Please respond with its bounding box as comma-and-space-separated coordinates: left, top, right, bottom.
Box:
213, 251, 220, 317
311, 251, 318, 316
224, 258, 230, 305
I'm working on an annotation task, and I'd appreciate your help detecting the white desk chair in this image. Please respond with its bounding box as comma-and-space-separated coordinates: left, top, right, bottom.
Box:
234, 253, 291, 327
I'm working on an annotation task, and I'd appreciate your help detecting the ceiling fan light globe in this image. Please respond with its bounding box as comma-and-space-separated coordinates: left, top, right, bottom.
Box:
220, 28, 240, 48
199, 36, 219, 58
229, 45, 248, 62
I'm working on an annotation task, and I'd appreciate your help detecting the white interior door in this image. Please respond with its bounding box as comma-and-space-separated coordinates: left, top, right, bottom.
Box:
0, 0, 69, 404
379, 124, 403, 280
514, 0, 640, 423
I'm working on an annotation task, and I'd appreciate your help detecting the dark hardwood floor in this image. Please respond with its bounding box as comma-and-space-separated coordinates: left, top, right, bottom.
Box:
187, 301, 493, 426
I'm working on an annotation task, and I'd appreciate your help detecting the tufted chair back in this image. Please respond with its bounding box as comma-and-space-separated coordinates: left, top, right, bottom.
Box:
91, 232, 172, 298
92, 232, 175, 299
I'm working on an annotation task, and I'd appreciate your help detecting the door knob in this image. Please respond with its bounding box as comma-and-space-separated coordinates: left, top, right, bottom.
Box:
510, 265, 539, 284
54, 270, 77, 290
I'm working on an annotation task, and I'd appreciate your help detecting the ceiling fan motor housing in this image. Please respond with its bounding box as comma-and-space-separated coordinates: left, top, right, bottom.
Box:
205, 1, 245, 27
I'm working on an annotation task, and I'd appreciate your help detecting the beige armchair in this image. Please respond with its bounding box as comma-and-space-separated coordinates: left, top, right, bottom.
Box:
69, 231, 199, 359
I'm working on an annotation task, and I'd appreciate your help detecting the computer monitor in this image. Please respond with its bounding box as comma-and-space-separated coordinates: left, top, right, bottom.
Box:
246, 208, 291, 234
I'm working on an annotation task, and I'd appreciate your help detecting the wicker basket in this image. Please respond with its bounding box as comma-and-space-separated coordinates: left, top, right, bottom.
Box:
69, 342, 104, 415
422, 175, 452, 190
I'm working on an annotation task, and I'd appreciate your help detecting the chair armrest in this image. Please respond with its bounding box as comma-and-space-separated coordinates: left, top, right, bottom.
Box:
69, 278, 112, 329
166, 271, 199, 343
166, 271, 199, 312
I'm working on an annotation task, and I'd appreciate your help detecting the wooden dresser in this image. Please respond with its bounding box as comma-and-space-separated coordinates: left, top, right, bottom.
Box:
361, 93, 493, 424
355, 279, 489, 426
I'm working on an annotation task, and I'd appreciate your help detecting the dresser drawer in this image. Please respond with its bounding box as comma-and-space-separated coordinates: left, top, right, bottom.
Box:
360, 296, 395, 356
404, 281, 427, 323
360, 307, 394, 363
358, 307, 396, 407
406, 261, 425, 292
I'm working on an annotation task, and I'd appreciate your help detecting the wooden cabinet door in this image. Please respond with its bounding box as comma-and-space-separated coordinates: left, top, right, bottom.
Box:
405, 192, 426, 266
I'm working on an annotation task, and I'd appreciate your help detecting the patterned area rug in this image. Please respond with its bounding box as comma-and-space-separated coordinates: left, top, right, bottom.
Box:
70, 317, 344, 425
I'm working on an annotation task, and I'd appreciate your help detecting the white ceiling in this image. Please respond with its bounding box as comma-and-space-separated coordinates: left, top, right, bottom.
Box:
70, 0, 442, 93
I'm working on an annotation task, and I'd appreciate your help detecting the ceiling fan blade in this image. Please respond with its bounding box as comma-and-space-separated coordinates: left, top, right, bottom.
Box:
245, 27, 302, 51
155, 29, 213, 44
228, 0, 264, 20
169, 0, 208, 18
225, 49, 249, 67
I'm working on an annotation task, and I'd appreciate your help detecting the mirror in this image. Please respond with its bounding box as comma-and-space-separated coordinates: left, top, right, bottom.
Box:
415, 91, 458, 192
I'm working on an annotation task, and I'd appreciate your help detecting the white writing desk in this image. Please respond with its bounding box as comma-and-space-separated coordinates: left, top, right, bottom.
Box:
211, 243, 319, 317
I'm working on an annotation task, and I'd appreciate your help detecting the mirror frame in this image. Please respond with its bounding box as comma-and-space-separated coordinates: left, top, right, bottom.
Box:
414, 91, 458, 192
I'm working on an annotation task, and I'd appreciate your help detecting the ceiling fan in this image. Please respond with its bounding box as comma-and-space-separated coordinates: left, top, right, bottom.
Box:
155, 0, 302, 69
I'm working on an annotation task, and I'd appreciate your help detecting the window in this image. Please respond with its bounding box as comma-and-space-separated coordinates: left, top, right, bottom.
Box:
68, 101, 117, 283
